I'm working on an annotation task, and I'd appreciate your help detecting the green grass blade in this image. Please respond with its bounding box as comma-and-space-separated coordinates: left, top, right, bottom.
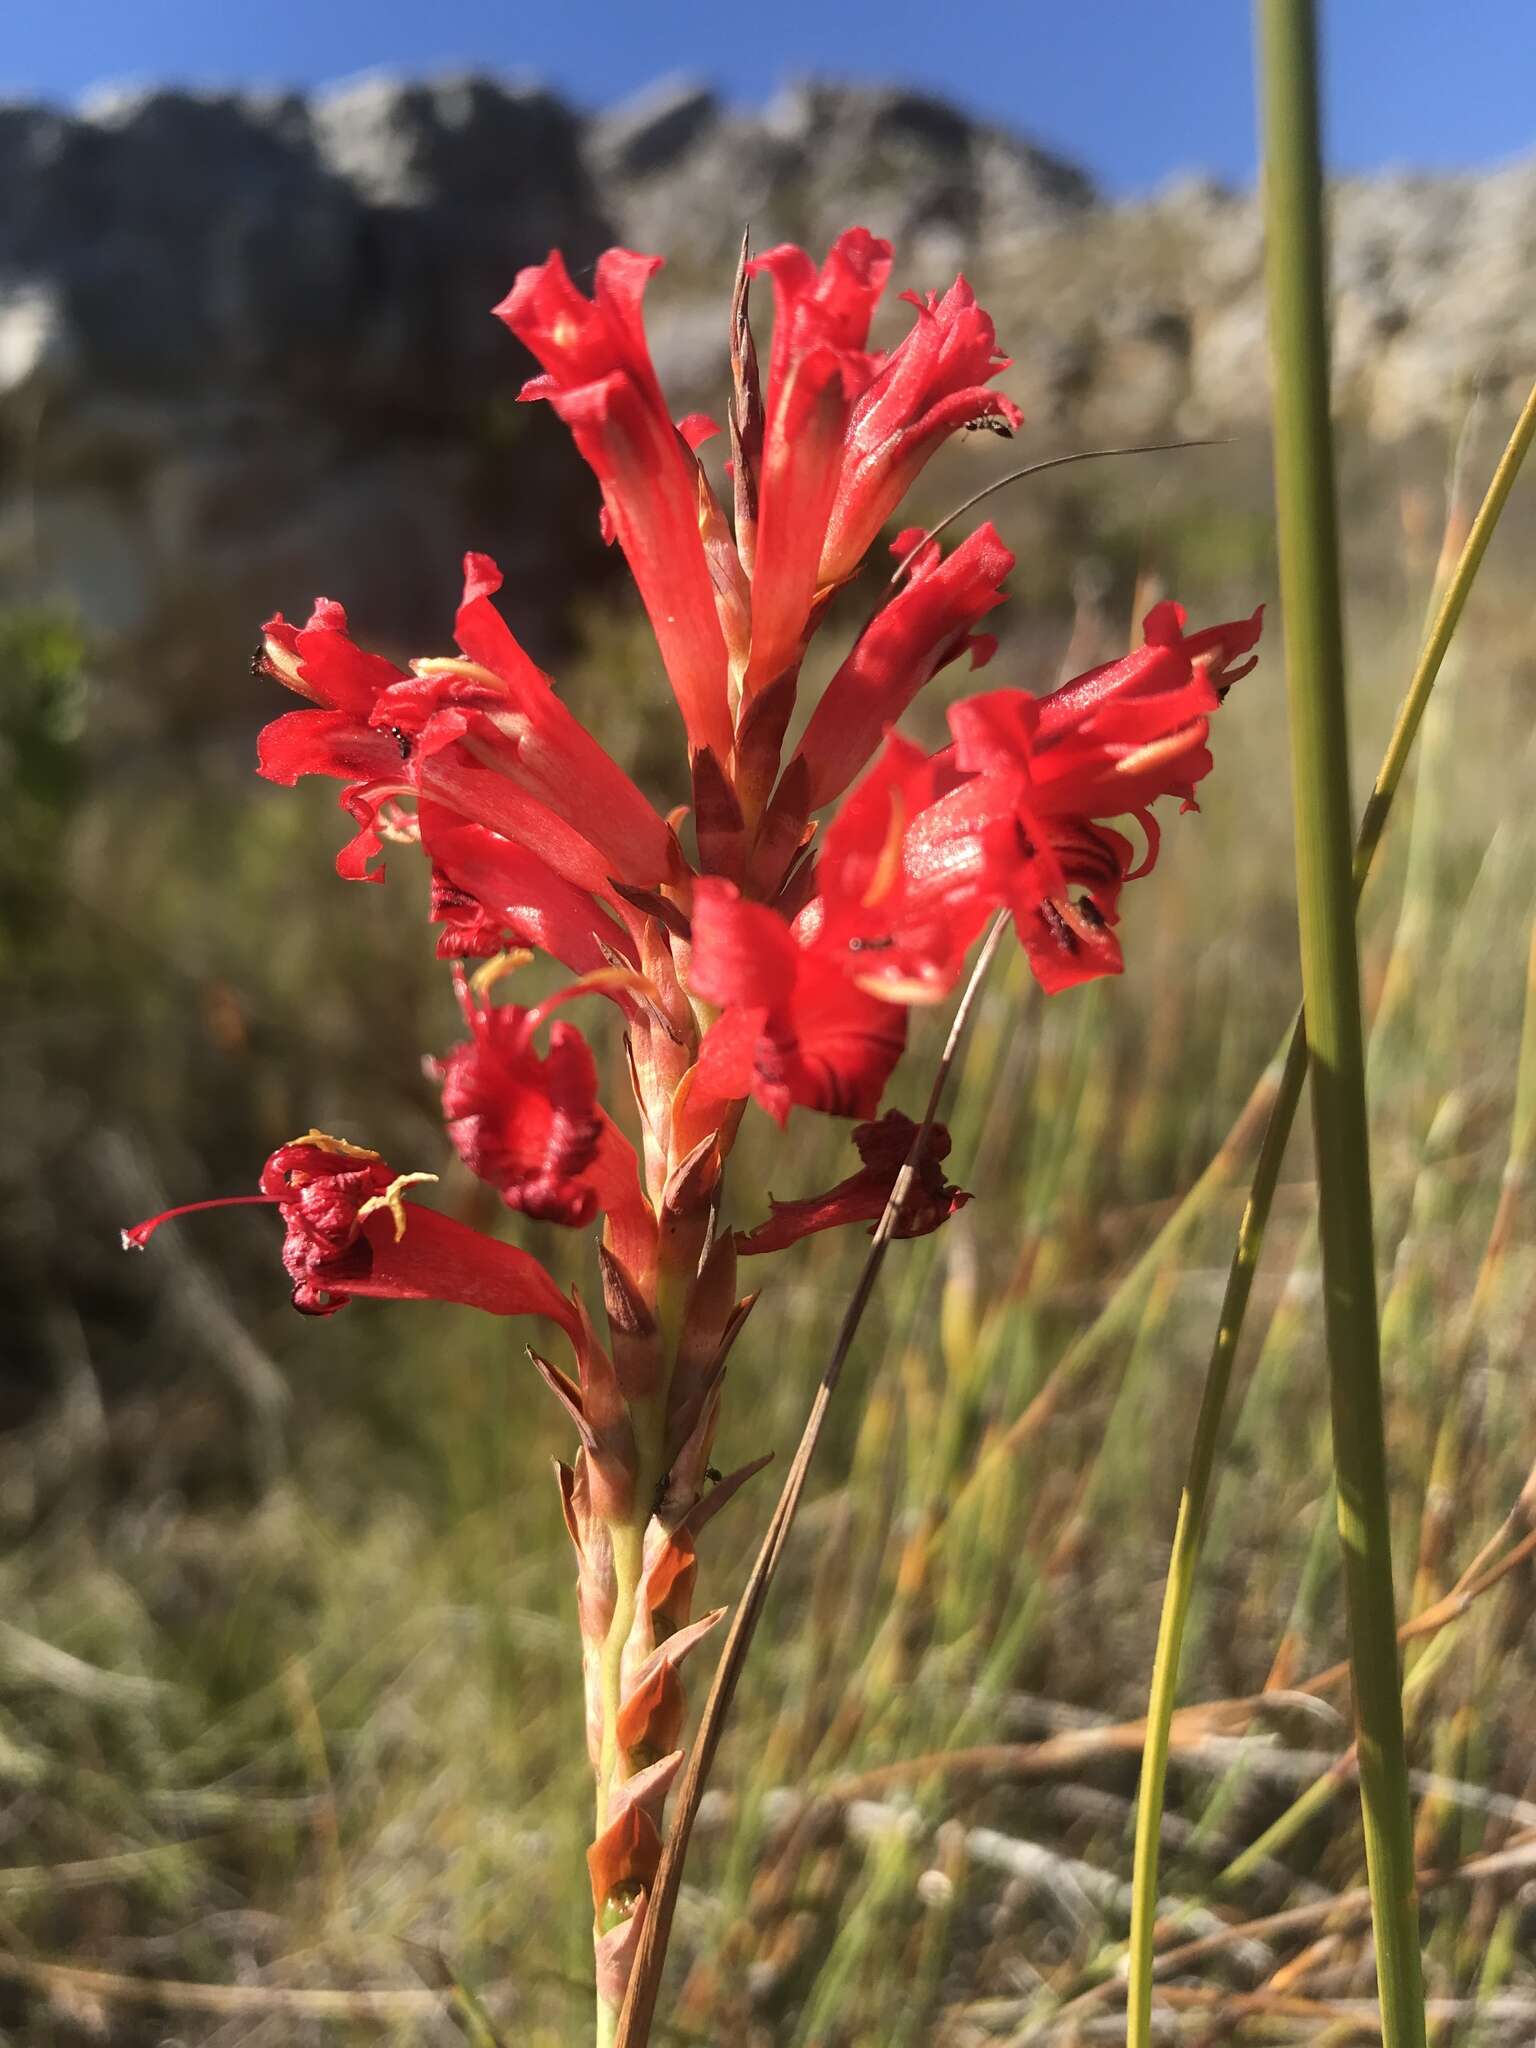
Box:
1124, 372, 1535, 2048
1257, 4, 1426, 2042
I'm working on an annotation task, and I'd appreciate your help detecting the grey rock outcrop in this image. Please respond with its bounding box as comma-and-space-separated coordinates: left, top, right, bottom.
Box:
0, 70, 1531, 716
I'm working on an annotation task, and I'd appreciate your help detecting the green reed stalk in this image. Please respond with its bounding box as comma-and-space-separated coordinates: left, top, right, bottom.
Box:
1256, 3, 1425, 2040
1125, 368, 1536, 2048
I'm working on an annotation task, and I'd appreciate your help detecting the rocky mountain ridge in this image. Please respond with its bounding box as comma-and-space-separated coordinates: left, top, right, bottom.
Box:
0, 72, 1530, 678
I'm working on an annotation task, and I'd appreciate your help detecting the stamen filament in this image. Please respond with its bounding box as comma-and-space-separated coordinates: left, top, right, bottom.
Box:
121, 1194, 283, 1251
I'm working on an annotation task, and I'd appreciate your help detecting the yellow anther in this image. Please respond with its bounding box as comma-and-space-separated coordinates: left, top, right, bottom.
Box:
411, 655, 508, 692
356, 1172, 440, 1243
260, 632, 306, 690
290, 1130, 384, 1162
860, 791, 907, 909
469, 949, 537, 1000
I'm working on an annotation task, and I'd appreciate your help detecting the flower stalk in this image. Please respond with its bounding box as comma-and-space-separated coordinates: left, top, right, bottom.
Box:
124, 213, 1265, 2043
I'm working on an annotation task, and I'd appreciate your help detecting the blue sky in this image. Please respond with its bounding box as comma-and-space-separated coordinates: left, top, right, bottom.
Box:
5, 1, 1533, 196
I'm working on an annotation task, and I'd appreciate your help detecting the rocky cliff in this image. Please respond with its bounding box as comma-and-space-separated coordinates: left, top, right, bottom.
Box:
1, 72, 1531, 700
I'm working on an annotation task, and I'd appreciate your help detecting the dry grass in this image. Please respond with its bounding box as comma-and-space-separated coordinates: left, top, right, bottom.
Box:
2, 416, 1535, 2043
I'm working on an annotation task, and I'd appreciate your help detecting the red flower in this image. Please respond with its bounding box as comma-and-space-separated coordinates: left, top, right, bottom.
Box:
735, 1111, 970, 1254
434, 972, 645, 1229
801, 735, 989, 1004
422, 804, 636, 976
372, 553, 680, 889
821, 276, 1023, 588
793, 522, 1015, 809
740, 228, 892, 697
950, 600, 1264, 823
891, 598, 1265, 993
124, 1133, 577, 1329
689, 879, 906, 1126
498, 250, 734, 763
256, 579, 672, 897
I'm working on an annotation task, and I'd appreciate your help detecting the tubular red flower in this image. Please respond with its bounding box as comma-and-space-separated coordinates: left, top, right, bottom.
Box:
802, 735, 989, 1004
422, 804, 635, 976
907, 599, 1266, 992
124, 1133, 577, 1329
735, 1110, 970, 1254
498, 250, 733, 762
741, 228, 892, 697
820, 276, 1024, 588
952, 600, 1265, 822
369, 554, 680, 889
256, 588, 662, 899
689, 879, 906, 1125
794, 522, 1015, 809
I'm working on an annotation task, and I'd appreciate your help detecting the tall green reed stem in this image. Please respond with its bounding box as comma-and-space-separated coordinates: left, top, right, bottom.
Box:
1256, 3, 1424, 2040
1123, 373, 1535, 2044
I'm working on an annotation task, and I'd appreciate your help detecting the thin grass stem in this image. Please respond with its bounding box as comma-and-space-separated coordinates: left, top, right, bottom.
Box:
1256, 4, 1425, 2040
1122, 250, 1536, 2048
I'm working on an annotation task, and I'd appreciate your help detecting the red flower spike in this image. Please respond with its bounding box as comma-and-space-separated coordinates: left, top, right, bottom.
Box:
690, 879, 907, 1125
821, 276, 1024, 587
795, 521, 1014, 810
499, 250, 734, 763
736, 1110, 971, 1254
742, 229, 892, 699
125, 1132, 577, 1330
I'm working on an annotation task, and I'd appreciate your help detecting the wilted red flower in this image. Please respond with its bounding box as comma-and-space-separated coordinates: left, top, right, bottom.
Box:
124, 1132, 577, 1328
735, 1110, 970, 1254
434, 972, 621, 1228
498, 250, 734, 763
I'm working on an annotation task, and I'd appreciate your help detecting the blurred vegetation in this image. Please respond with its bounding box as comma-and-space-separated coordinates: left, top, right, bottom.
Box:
2, 412, 1536, 2045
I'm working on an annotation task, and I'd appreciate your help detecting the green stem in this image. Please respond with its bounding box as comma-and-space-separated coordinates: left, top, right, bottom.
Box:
1258, 3, 1425, 2040
593, 1384, 672, 2047
1126, 365, 1536, 2043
